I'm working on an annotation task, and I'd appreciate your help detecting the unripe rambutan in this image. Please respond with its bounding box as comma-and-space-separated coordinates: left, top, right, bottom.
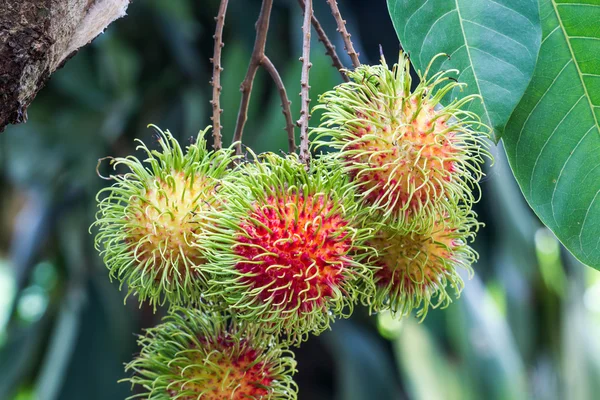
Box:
125, 308, 298, 399
93, 127, 235, 309
198, 154, 374, 344
366, 208, 479, 319
313, 53, 490, 230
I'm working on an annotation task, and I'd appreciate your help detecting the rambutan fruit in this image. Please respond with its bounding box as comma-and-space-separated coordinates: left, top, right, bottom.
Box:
312, 53, 490, 230
197, 153, 374, 344
366, 208, 479, 319
125, 307, 298, 399
93, 126, 235, 309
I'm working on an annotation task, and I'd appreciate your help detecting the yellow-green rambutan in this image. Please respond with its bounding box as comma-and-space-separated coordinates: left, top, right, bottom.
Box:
197, 153, 375, 344
125, 307, 298, 399
93, 126, 236, 309
312, 53, 490, 231
365, 207, 480, 319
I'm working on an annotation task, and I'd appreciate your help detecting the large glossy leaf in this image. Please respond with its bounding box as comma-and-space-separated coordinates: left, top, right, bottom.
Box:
503, 0, 600, 269
387, 0, 541, 141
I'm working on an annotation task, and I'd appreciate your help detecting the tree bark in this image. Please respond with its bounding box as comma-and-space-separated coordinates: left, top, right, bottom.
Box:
0, 0, 130, 132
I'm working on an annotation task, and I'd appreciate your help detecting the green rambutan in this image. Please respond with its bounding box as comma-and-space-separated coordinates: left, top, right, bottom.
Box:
366, 208, 479, 319
125, 307, 298, 399
197, 153, 374, 344
93, 126, 235, 309
312, 53, 490, 230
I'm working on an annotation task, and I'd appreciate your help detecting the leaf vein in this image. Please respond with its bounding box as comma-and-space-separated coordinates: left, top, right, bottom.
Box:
486, 0, 538, 30
403, 0, 433, 40
569, 36, 600, 41
529, 94, 585, 200
552, 0, 600, 132
455, 0, 491, 127
417, 9, 458, 67
514, 59, 573, 175
580, 189, 600, 254
551, 125, 596, 226
462, 19, 533, 57
556, 3, 600, 8
440, 44, 467, 71
478, 78, 512, 94
468, 46, 527, 77
541, 26, 560, 45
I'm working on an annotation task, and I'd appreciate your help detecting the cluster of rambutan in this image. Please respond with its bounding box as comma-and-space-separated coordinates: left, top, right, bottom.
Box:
93, 54, 489, 399
312, 53, 490, 319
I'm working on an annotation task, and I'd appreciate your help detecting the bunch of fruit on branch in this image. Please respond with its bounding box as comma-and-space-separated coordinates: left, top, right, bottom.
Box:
93, 54, 490, 399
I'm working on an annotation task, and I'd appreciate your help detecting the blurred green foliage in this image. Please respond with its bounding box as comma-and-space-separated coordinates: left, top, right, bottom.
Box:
1, 1, 599, 399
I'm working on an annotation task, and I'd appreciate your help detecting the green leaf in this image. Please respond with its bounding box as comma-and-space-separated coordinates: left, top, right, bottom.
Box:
386, 0, 541, 141
322, 320, 400, 400
503, 0, 600, 269
393, 319, 466, 400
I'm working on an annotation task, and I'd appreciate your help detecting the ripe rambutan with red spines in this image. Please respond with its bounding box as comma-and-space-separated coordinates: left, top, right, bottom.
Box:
125, 307, 298, 399
198, 153, 375, 344
312, 53, 490, 231
93, 126, 236, 309
365, 208, 480, 319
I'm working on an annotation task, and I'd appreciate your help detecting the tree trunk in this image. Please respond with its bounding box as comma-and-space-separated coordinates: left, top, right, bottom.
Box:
0, 0, 130, 132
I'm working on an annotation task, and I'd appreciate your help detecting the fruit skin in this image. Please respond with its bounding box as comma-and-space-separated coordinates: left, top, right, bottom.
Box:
365, 207, 480, 319
312, 53, 491, 232
197, 153, 375, 344
93, 126, 236, 310
124, 307, 298, 400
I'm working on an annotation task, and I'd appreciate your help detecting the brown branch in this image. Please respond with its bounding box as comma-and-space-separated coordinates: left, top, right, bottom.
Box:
325, 0, 360, 68
297, 0, 349, 82
232, 0, 273, 156
262, 57, 296, 153
209, 0, 229, 150
297, 0, 313, 167
0, 0, 130, 132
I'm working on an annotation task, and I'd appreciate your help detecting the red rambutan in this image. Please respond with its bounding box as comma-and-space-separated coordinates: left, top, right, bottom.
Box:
313, 53, 490, 230
198, 154, 374, 344
125, 308, 297, 399
366, 209, 479, 318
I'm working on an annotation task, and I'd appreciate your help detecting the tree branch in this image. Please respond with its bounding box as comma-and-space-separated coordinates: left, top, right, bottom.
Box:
209, 0, 229, 150
297, 0, 313, 167
262, 56, 296, 153
232, 0, 273, 156
0, 0, 130, 132
297, 0, 348, 82
325, 0, 360, 69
